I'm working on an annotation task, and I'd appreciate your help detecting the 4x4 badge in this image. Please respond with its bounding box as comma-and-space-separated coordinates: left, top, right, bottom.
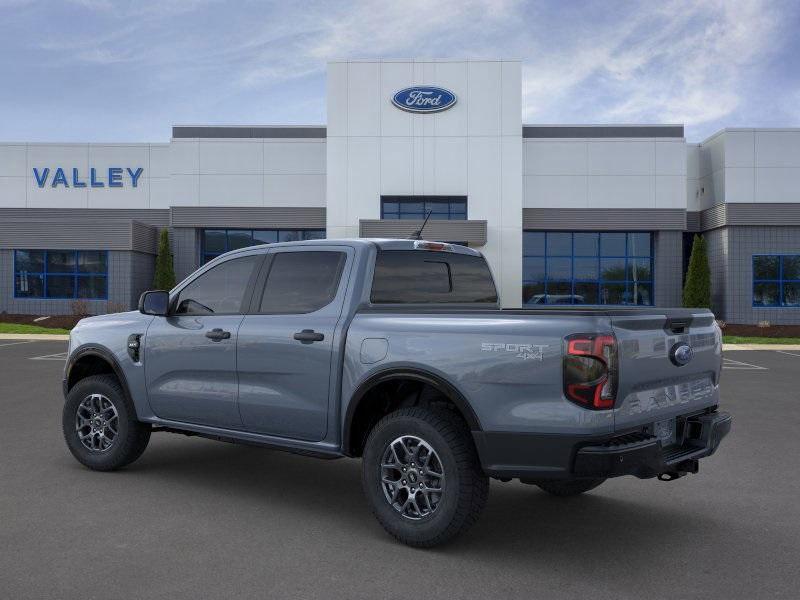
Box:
481, 342, 548, 361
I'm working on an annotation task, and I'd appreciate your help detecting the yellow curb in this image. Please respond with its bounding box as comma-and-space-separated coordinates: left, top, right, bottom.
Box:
0, 333, 70, 341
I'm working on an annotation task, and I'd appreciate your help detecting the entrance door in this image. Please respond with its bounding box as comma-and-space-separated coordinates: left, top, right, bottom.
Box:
145, 254, 263, 429
237, 247, 351, 441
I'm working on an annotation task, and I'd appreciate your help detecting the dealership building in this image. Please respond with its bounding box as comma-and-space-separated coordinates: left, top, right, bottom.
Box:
1, 59, 799, 323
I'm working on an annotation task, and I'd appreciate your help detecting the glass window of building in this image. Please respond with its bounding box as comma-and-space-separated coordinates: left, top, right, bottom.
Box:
380, 196, 467, 220
14, 250, 108, 299
522, 231, 653, 305
753, 255, 800, 307
201, 229, 326, 263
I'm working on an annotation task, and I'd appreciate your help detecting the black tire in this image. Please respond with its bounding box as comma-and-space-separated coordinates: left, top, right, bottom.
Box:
536, 478, 605, 497
62, 374, 151, 471
362, 406, 489, 548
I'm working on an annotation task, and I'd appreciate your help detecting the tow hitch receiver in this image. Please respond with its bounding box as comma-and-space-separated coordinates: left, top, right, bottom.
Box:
658, 458, 700, 481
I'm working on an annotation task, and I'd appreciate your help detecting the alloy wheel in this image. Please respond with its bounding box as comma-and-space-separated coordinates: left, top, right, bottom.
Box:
380, 435, 445, 520
75, 394, 119, 452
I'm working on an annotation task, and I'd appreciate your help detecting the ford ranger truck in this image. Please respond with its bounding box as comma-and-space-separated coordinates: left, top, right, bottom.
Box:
62, 239, 731, 547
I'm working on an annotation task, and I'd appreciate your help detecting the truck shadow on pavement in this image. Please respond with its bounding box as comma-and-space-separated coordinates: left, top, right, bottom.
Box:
113, 436, 718, 561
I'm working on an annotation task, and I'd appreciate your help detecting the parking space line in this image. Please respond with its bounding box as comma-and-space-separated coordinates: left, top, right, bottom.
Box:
30, 352, 68, 361
0, 341, 35, 348
776, 350, 800, 358
723, 357, 768, 370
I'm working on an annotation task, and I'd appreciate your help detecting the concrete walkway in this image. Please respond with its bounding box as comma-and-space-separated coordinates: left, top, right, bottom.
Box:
722, 343, 800, 351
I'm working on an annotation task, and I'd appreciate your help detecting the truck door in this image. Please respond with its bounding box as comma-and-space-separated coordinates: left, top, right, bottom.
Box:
236, 246, 351, 441
144, 254, 263, 429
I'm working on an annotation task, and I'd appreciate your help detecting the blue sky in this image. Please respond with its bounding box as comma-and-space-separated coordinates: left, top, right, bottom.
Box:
1, 0, 798, 142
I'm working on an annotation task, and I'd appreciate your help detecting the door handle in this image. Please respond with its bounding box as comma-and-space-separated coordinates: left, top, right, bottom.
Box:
293, 329, 324, 343
205, 328, 231, 341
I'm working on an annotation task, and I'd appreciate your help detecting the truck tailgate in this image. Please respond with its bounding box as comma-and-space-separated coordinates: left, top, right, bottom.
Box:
611, 310, 722, 435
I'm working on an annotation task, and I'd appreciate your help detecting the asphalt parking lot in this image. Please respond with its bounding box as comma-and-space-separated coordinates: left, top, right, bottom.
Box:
1, 340, 799, 599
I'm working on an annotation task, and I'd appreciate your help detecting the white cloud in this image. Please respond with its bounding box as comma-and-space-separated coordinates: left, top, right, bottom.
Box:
2, 0, 796, 141
232, 0, 521, 88
520, 0, 784, 130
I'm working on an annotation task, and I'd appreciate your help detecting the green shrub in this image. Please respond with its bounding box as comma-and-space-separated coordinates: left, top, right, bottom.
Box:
153, 229, 176, 290
683, 234, 711, 308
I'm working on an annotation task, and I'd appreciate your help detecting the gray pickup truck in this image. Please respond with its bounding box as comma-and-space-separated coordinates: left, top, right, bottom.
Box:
62, 238, 731, 547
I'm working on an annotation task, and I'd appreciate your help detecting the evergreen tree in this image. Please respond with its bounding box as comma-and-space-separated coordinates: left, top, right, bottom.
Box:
153, 229, 176, 290
683, 234, 711, 308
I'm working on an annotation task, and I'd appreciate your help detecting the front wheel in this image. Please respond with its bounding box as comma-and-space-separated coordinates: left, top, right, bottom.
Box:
62, 374, 151, 471
362, 407, 489, 548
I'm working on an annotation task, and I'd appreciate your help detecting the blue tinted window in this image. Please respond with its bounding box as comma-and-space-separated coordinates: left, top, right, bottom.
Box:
522, 231, 653, 305
753, 255, 800, 307
201, 229, 326, 264
14, 250, 108, 299
381, 196, 467, 220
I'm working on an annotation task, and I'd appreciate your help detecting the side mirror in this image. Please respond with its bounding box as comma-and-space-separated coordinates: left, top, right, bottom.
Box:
138, 290, 170, 316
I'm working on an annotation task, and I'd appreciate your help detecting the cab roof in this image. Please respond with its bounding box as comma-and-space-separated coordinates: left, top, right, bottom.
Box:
225, 238, 482, 257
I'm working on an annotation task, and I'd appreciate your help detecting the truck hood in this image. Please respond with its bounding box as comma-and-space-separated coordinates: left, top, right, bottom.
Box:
72, 311, 153, 335
74, 310, 152, 329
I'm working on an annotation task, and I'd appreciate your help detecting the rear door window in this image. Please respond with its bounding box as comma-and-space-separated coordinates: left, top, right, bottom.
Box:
258, 251, 347, 314
371, 250, 497, 303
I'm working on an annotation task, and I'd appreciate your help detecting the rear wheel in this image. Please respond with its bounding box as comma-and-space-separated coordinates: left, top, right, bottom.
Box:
536, 478, 605, 497
62, 374, 151, 471
362, 407, 489, 548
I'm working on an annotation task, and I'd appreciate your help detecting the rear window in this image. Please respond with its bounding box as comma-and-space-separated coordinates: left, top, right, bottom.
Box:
371, 250, 497, 304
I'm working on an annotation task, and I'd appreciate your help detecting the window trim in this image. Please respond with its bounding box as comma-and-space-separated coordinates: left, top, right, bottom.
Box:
13, 249, 109, 300
752, 254, 800, 308
201, 228, 326, 264
249, 247, 350, 316
522, 231, 654, 306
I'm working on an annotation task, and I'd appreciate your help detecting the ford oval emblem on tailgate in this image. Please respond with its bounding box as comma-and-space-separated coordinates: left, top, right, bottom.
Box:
670, 342, 694, 366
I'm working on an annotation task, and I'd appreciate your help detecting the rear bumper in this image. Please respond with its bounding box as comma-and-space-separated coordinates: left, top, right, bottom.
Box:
473, 410, 732, 480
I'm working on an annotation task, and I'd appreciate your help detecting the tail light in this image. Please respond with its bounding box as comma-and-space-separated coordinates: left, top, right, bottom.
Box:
563, 333, 617, 410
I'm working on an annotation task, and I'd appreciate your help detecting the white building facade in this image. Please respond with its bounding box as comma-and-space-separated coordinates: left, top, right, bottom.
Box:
1, 59, 799, 324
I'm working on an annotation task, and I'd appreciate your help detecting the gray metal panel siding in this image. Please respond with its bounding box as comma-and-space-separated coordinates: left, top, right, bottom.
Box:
128, 251, 156, 307
358, 220, 488, 246
653, 231, 683, 308
171, 228, 200, 282
726, 203, 800, 226
522, 208, 686, 231
522, 125, 684, 138
686, 212, 701, 232
130, 221, 159, 255
172, 126, 326, 139
0, 220, 135, 250
699, 203, 800, 231
169, 206, 327, 229
704, 228, 729, 320
700, 204, 727, 231
0, 208, 169, 227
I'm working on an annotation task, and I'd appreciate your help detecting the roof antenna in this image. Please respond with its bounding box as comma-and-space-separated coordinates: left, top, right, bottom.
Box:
408, 210, 433, 240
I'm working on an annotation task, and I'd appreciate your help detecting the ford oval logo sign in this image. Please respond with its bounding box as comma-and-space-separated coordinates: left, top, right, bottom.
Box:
392, 86, 457, 113
670, 342, 694, 367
